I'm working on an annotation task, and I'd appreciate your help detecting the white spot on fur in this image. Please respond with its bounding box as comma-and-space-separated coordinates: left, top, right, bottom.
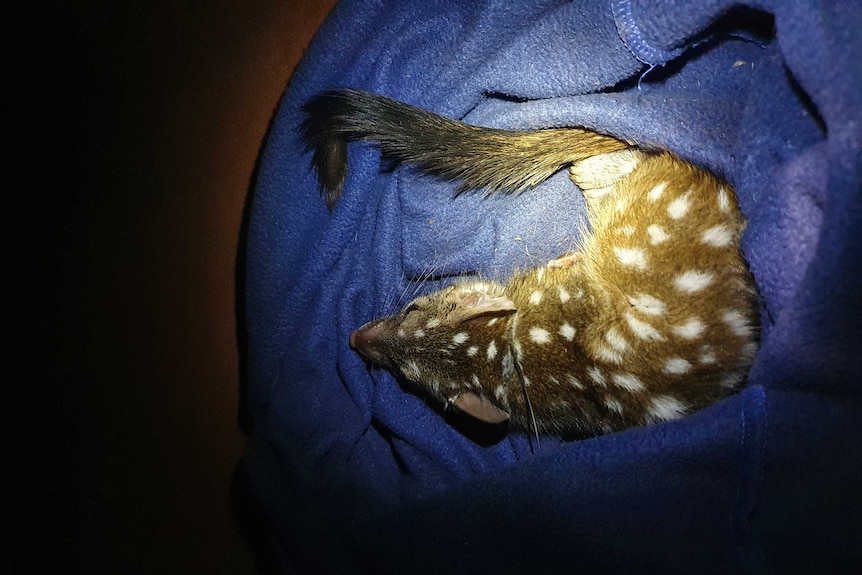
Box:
536, 268, 545, 283
667, 191, 692, 219
558, 286, 571, 303
722, 309, 752, 337
588, 366, 606, 386
699, 345, 717, 365
674, 270, 714, 293
487, 317, 499, 327
673, 317, 705, 340
742, 341, 758, 359
529, 327, 551, 344
720, 372, 744, 389
453, 332, 469, 344
605, 327, 629, 352
559, 322, 576, 341
413, 329, 425, 338
701, 225, 733, 247
611, 373, 645, 392
614, 247, 648, 270
404, 360, 422, 380
494, 384, 507, 401
472, 374, 481, 388
629, 293, 667, 316
647, 224, 670, 245
604, 397, 624, 414
595, 345, 623, 364
648, 181, 667, 201
717, 187, 731, 213
664, 357, 692, 374
566, 374, 584, 389
467, 345, 478, 357
619, 224, 636, 236
529, 290, 544, 305
647, 395, 687, 422
510, 320, 522, 360
426, 318, 441, 329
486, 340, 497, 362
625, 313, 664, 341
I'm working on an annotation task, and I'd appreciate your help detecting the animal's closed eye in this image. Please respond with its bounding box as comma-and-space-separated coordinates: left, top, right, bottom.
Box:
402, 303, 421, 316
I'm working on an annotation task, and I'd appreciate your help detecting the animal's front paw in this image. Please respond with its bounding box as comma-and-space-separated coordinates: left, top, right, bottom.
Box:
547, 252, 582, 268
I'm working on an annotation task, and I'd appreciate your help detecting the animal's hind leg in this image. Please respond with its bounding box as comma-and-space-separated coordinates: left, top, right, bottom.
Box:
568, 148, 647, 223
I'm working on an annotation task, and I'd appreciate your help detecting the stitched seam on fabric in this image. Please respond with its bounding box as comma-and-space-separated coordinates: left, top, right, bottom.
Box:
732, 385, 768, 571
610, 0, 682, 66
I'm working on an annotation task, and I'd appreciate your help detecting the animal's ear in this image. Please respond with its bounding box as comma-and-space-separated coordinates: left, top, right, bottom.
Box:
453, 392, 510, 424
448, 290, 516, 325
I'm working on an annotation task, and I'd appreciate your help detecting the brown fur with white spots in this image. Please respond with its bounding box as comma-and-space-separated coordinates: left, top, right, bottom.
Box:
303, 90, 759, 439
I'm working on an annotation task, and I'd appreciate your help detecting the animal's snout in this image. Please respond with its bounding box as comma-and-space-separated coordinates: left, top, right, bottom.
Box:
349, 317, 394, 364
348, 329, 362, 351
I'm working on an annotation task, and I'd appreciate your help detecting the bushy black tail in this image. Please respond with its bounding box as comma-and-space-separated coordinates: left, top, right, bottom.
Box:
301, 89, 629, 211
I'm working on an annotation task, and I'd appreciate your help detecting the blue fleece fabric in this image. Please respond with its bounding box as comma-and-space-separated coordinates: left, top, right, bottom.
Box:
245, 0, 862, 572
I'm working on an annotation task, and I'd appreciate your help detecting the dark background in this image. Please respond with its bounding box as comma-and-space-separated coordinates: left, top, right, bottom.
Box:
11, 1, 337, 572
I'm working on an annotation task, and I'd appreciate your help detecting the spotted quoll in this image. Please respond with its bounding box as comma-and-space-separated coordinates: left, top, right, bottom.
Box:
302, 89, 759, 438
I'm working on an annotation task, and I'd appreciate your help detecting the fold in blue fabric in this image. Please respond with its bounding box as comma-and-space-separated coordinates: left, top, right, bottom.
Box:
245, 0, 862, 572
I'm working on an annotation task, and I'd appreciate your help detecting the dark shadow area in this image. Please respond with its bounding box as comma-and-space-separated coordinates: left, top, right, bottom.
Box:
11, 1, 337, 572
638, 6, 775, 87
